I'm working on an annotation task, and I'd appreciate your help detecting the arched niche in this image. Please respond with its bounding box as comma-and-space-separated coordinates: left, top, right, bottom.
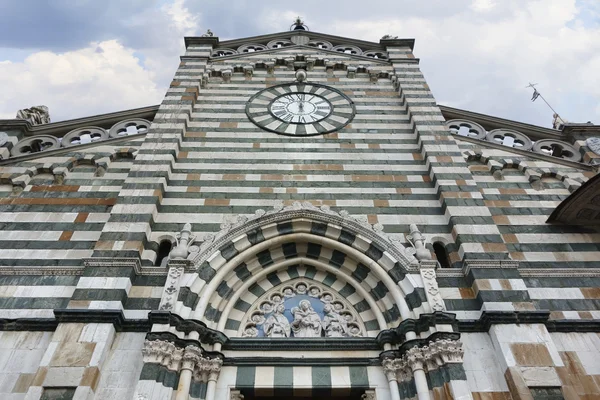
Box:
173, 202, 428, 332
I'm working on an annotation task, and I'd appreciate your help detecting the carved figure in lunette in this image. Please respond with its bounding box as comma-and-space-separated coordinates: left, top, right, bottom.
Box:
263, 304, 291, 337
322, 304, 349, 337
291, 300, 322, 337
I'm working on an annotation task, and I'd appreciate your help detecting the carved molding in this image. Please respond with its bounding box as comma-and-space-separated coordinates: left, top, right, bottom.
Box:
158, 267, 184, 311
83, 257, 195, 276
420, 268, 445, 312
190, 201, 418, 272
142, 339, 222, 382
0, 266, 84, 276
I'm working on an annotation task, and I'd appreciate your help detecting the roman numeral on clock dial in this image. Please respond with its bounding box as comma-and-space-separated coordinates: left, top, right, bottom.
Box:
246, 83, 355, 136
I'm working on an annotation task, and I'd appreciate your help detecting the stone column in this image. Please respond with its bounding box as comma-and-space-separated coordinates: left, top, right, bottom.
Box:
406, 347, 431, 400
176, 346, 202, 400
381, 358, 402, 400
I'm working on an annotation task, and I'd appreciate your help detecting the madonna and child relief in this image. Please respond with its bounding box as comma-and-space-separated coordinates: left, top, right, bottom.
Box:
242, 281, 363, 338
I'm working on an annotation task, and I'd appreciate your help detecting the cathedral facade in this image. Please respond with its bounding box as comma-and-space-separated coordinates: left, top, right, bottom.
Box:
0, 21, 599, 400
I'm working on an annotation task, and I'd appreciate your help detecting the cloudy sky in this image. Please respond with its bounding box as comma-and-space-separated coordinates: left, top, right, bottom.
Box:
1, 0, 599, 128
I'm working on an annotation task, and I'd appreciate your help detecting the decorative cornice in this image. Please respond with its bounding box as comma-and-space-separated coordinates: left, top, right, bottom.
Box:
546, 319, 600, 332
0, 266, 84, 276
457, 311, 550, 332
223, 357, 380, 366
223, 337, 381, 351
83, 257, 171, 276
519, 268, 600, 277
53, 309, 150, 332
148, 311, 228, 345
436, 265, 600, 279
463, 260, 519, 276
377, 312, 458, 346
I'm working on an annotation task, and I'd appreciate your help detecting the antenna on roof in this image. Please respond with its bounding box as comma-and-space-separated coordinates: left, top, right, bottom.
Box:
526, 82, 566, 130
291, 17, 308, 31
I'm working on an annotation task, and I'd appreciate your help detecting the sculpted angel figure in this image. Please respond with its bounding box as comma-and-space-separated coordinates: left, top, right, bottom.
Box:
263, 304, 290, 338
291, 300, 322, 337
322, 304, 349, 337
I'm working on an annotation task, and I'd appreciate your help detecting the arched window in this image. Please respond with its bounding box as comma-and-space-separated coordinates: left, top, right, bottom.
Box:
433, 241, 451, 268
155, 240, 173, 267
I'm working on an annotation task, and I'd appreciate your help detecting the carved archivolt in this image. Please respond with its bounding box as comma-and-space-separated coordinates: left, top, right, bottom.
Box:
188, 201, 417, 270
8, 118, 151, 159
446, 119, 582, 162
239, 279, 366, 338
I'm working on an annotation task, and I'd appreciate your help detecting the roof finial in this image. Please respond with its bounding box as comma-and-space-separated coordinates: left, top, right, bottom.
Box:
291, 16, 308, 31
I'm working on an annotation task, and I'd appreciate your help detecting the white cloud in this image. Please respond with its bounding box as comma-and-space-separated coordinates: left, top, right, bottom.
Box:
162, 0, 199, 35
328, 0, 600, 126
0, 40, 162, 121
470, 0, 496, 13
1, 0, 598, 127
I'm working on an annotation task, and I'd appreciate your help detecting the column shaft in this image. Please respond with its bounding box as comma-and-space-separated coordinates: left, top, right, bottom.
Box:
176, 369, 193, 400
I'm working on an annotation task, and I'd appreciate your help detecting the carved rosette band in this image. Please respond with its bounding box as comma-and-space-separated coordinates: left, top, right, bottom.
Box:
382, 339, 464, 383
142, 339, 223, 383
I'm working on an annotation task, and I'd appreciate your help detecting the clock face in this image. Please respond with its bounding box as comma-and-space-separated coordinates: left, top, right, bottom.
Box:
246, 83, 355, 136
269, 93, 332, 124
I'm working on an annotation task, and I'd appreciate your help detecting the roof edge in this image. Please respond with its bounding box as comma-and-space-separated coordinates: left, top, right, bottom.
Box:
0, 105, 160, 137
438, 104, 563, 140
200, 30, 414, 51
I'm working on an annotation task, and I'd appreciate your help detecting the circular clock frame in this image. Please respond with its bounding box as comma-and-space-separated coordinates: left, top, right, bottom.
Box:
245, 82, 355, 137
